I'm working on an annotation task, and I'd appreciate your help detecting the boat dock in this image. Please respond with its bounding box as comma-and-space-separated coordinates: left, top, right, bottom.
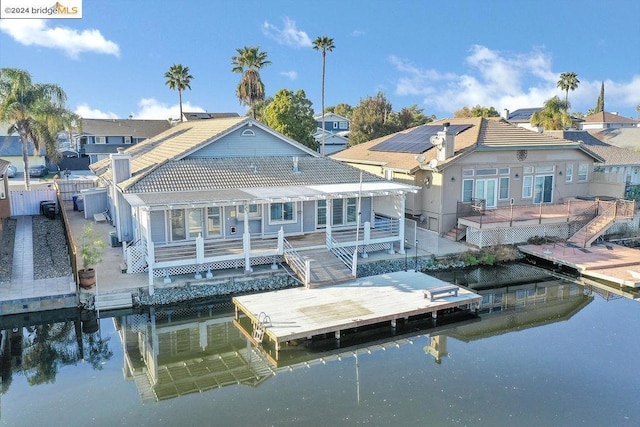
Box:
232, 271, 482, 354
519, 243, 640, 288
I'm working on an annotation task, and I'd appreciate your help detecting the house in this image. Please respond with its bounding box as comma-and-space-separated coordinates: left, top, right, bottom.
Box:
548, 130, 640, 196
331, 117, 629, 247
587, 127, 640, 151
579, 111, 638, 131
312, 128, 349, 155
89, 116, 416, 294
76, 118, 172, 163
502, 108, 584, 131
314, 112, 350, 154
0, 159, 11, 219
0, 133, 47, 173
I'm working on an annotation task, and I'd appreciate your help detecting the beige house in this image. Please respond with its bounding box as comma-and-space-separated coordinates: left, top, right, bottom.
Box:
332, 118, 637, 247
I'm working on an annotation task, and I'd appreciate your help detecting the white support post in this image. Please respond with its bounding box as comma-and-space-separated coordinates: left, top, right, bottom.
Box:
326, 199, 333, 244
398, 193, 406, 255
304, 260, 311, 288
362, 221, 370, 258
196, 234, 204, 264
243, 205, 252, 273
277, 227, 284, 255
147, 241, 155, 296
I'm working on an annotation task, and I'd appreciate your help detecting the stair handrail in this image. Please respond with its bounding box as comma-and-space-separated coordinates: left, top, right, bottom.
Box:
326, 234, 354, 271
283, 238, 309, 286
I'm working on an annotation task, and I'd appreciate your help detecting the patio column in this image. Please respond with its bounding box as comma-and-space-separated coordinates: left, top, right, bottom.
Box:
147, 241, 155, 296
325, 198, 332, 244
243, 203, 252, 273
398, 193, 406, 255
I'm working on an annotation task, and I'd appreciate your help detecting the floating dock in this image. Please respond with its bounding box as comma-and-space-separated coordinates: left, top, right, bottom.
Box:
519, 243, 640, 288
232, 271, 482, 353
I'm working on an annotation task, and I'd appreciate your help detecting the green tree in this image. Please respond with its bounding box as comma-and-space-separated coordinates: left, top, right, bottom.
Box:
389, 105, 434, 130
454, 105, 500, 118
232, 46, 271, 119
594, 81, 604, 114
332, 103, 353, 119
0, 68, 69, 190
312, 36, 335, 156
263, 89, 317, 150
164, 64, 193, 122
349, 92, 395, 145
557, 72, 580, 107
530, 96, 574, 130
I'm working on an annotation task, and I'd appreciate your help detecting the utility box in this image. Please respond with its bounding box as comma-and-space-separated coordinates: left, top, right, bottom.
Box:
109, 230, 120, 247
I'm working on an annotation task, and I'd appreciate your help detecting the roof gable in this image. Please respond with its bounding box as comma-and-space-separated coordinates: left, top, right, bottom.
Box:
584, 111, 638, 124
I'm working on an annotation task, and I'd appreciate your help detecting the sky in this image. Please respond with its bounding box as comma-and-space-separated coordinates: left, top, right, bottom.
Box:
1, 0, 639, 122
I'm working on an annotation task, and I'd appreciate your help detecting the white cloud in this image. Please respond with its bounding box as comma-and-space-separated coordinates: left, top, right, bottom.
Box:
351, 30, 365, 37
280, 70, 298, 80
262, 17, 311, 48
0, 19, 119, 59
131, 98, 205, 120
75, 103, 118, 119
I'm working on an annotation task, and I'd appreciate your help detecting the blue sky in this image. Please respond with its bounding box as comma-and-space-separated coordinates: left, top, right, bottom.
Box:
1, 0, 639, 121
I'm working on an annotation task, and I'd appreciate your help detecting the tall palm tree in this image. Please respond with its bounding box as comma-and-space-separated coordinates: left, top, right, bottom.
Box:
557, 72, 579, 107
530, 96, 574, 130
164, 64, 193, 122
231, 46, 271, 119
313, 36, 335, 156
0, 68, 68, 190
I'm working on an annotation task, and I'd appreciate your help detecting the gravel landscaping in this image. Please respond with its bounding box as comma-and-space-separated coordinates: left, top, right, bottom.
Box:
0, 215, 71, 284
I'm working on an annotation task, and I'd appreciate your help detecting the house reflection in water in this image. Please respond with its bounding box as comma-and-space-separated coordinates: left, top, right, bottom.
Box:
115, 304, 275, 403
115, 266, 594, 402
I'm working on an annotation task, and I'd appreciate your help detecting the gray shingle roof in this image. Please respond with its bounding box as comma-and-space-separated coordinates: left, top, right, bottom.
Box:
127, 156, 387, 193
549, 130, 640, 166
80, 119, 171, 138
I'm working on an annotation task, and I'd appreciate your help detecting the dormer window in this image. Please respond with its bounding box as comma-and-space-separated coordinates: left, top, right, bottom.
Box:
242, 129, 255, 136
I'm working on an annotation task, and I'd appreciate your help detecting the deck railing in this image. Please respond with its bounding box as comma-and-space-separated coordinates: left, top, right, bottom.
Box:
326, 234, 354, 273
283, 237, 310, 287
373, 213, 399, 234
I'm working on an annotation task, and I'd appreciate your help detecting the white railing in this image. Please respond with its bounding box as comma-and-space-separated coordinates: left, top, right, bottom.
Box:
283, 238, 310, 286
326, 234, 354, 272
373, 213, 399, 234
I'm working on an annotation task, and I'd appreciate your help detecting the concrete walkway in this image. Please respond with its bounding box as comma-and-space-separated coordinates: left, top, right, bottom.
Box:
0, 215, 75, 310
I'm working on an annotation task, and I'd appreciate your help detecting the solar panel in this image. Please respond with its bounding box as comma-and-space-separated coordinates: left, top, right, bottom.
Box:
371, 124, 472, 153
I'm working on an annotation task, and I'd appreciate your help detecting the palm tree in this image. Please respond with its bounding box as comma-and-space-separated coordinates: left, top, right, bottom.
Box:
557, 72, 580, 107
164, 64, 193, 122
531, 96, 574, 130
0, 68, 68, 190
313, 36, 335, 156
231, 46, 271, 119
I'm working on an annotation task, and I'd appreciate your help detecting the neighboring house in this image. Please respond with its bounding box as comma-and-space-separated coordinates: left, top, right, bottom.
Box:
332, 118, 622, 247
182, 111, 240, 121
76, 118, 172, 164
0, 134, 47, 173
314, 113, 350, 154
502, 108, 584, 131
0, 159, 11, 219
89, 117, 416, 294
579, 111, 638, 131
588, 127, 640, 151
312, 128, 350, 155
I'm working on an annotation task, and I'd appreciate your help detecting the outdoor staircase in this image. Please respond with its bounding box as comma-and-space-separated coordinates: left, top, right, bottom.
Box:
567, 200, 635, 248
444, 225, 467, 241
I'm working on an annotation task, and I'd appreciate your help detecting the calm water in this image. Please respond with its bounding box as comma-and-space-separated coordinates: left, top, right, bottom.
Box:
1, 267, 639, 427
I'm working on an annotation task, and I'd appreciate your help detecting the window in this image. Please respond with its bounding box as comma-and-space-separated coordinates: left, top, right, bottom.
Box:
578, 163, 589, 182
187, 208, 203, 238
533, 175, 553, 203
238, 204, 260, 217
476, 168, 497, 176
462, 179, 473, 202
535, 165, 554, 174
565, 164, 573, 183
499, 177, 509, 200
316, 200, 327, 227
522, 176, 533, 198
170, 209, 186, 241
475, 179, 497, 207
241, 129, 255, 136
207, 207, 221, 237
499, 167, 509, 175
124, 136, 131, 144
523, 166, 534, 174
346, 198, 357, 223
333, 121, 338, 129
339, 121, 348, 129
270, 202, 295, 223
95, 136, 106, 144
463, 169, 474, 177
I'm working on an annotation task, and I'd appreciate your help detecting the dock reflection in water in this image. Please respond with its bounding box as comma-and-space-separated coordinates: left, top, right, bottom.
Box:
112, 266, 594, 403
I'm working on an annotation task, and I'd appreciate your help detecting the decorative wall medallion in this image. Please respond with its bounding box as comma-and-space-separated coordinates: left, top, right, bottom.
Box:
516, 150, 528, 161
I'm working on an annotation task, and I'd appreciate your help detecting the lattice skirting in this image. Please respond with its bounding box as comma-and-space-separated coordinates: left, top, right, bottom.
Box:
467, 224, 573, 248
127, 244, 147, 274
151, 255, 283, 278
359, 242, 393, 254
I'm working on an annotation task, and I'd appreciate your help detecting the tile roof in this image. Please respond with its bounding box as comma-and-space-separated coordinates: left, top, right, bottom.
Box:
589, 128, 640, 150
80, 118, 171, 138
126, 156, 388, 193
549, 130, 640, 166
332, 118, 588, 172
583, 111, 638, 124
0, 135, 46, 156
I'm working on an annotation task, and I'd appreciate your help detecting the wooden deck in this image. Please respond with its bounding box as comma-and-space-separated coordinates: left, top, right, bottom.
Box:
232, 271, 482, 353
519, 243, 640, 288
